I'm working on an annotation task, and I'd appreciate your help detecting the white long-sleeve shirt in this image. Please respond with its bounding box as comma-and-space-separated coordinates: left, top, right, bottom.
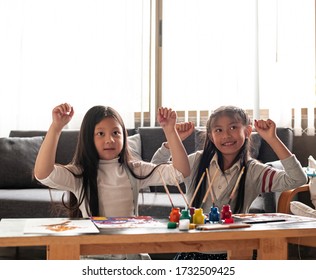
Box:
37, 158, 184, 218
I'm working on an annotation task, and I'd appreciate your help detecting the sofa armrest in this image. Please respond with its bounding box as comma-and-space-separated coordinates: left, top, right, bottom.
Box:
277, 184, 310, 214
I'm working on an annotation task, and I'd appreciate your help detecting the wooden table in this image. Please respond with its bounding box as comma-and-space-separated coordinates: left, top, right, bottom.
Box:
1, 217, 316, 260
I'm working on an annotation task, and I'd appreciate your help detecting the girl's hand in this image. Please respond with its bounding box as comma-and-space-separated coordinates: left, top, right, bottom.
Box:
176, 122, 195, 141
157, 107, 177, 133
254, 118, 293, 160
163, 121, 195, 149
51, 103, 74, 131
254, 119, 277, 141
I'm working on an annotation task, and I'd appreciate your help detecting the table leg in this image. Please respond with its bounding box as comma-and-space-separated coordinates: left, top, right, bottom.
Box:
257, 238, 287, 260
47, 244, 80, 260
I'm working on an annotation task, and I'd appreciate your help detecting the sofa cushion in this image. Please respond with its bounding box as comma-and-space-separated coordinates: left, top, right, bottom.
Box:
257, 128, 293, 163
195, 128, 206, 150
0, 136, 44, 189
290, 201, 316, 218
127, 134, 142, 160
138, 127, 196, 162
0, 189, 70, 218
138, 127, 168, 162
54, 130, 79, 164
9, 130, 78, 165
249, 132, 262, 159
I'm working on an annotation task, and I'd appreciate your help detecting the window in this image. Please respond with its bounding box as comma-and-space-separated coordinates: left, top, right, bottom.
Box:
161, 0, 315, 134
0, 0, 315, 136
0, 0, 151, 136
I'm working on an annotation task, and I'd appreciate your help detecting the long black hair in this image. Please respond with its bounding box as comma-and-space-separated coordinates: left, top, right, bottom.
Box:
191, 106, 252, 213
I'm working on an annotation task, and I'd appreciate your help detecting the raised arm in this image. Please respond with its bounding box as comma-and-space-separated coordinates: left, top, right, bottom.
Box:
254, 119, 292, 160
157, 107, 190, 177
34, 103, 74, 179
151, 121, 195, 165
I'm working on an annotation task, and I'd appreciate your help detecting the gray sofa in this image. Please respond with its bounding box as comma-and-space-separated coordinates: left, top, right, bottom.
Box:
0, 127, 294, 219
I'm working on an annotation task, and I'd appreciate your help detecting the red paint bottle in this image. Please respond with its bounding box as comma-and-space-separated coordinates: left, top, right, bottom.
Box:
221, 204, 232, 220
169, 207, 181, 223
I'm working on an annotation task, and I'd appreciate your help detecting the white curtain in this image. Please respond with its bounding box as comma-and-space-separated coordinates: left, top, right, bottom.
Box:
162, 0, 257, 110
162, 0, 315, 133
259, 0, 315, 133
0, 0, 314, 136
0, 0, 151, 137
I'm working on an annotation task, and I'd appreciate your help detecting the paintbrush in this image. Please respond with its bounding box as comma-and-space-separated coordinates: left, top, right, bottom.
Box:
201, 168, 219, 208
171, 169, 190, 209
158, 169, 175, 208
228, 166, 245, 204
189, 171, 205, 208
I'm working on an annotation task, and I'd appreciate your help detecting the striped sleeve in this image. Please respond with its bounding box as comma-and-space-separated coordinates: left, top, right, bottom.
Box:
261, 168, 276, 192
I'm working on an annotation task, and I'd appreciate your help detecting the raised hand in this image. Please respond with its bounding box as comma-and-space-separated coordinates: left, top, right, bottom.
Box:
157, 107, 177, 133
51, 103, 74, 131
176, 122, 195, 141
254, 119, 277, 142
254, 119, 291, 160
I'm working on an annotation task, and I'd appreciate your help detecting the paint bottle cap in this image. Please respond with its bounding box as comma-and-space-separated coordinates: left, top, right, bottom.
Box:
167, 221, 177, 229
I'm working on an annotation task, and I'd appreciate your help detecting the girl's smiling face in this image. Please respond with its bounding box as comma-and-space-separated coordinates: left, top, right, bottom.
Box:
93, 117, 124, 160
209, 115, 251, 160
